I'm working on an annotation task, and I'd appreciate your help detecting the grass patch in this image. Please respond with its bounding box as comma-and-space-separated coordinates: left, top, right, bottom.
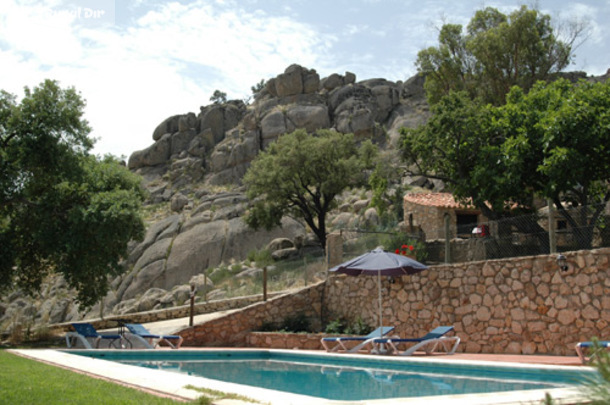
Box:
0, 350, 192, 404
184, 385, 261, 404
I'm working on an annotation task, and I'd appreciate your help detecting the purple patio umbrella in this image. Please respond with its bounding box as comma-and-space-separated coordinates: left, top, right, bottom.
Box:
329, 247, 428, 337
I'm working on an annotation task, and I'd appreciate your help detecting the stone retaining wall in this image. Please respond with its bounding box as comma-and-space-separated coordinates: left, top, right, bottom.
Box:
54, 249, 608, 356
178, 282, 326, 347
324, 248, 610, 355
246, 332, 325, 350
50, 293, 279, 333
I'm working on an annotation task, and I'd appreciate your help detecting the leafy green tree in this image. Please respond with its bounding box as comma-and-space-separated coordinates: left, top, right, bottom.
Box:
209, 89, 227, 104
368, 151, 405, 226
417, 5, 583, 105
243, 129, 376, 250
400, 91, 524, 217
498, 79, 610, 248
251, 79, 267, 95
400, 79, 610, 249
0, 80, 145, 307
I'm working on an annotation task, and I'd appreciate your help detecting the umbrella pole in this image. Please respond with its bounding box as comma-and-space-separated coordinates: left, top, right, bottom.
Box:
378, 270, 382, 337
377, 270, 386, 354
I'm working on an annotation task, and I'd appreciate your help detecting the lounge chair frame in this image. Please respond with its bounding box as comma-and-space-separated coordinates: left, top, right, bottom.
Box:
125, 323, 183, 349
575, 341, 610, 364
371, 326, 460, 356
321, 326, 395, 353
65, 323, 123, 349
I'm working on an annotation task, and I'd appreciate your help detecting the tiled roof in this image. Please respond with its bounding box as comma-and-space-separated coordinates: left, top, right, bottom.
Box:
403, 192, 476, 209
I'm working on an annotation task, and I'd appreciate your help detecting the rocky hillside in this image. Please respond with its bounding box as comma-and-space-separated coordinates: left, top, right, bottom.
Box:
1, 64, 431, 337
3, 64, 606, 339
127, 64, 429, 186
104, 64, 430, 314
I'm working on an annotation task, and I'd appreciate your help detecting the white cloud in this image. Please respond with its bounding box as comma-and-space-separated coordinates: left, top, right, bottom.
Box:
0, 0, 335, 157
1, 0, 608, 158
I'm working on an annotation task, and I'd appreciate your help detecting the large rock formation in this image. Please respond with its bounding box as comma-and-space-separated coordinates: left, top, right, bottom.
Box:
127, 64, 429, 189
94, 64, 430, 316
116, 193, 306, 303
4, 64, 605, 336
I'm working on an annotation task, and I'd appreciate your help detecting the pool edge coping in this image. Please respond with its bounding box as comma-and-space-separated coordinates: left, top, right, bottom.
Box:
10, 348, 595, 405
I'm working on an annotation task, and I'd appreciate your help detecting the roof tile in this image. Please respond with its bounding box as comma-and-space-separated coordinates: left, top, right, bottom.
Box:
404, 192, 476, 209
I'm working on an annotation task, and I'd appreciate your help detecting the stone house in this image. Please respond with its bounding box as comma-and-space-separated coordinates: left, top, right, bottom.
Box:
403, 192, 488, 241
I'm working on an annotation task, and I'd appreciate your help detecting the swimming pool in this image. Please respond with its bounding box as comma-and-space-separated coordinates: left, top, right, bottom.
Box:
67, 349, 598, 403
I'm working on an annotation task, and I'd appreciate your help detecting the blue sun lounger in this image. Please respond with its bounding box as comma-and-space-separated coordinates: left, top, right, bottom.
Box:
125, 323, 184, 349
321, 326, 395, 353
65, 323, 124, 349
372, 326, 460, 356
575, 340, 610, 364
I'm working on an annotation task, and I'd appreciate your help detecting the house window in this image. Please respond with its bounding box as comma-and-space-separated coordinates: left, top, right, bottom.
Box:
456, 213, 479, 237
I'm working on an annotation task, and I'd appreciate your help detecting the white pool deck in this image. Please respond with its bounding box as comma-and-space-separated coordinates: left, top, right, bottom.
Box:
12, 348, 593, 405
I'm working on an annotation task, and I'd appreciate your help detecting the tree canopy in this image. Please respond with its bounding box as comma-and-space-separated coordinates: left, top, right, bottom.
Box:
251, 79, 267, 95
416, 5, 583, 105
400, 78, 610, 248
243, 129, 376, 250
0, 80, 145, 307
209, 90, 228, 104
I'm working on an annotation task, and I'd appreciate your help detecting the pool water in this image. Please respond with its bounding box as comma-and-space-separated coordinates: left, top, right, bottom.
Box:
70, 350, 597, 402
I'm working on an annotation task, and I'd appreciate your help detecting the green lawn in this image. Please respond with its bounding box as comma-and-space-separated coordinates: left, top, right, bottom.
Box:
0, 350, 197, 404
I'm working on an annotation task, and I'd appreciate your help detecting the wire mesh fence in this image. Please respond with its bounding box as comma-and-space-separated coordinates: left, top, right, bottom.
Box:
339, 202, 610, 265
215, 202, 610, 300
210, 253, 328, 300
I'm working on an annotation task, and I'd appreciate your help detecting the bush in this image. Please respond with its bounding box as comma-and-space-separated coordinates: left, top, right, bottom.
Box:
350, 317, 373, 336
209, 265, 231, 284
324, 317, 372, 335
246, 249, 273, 267
380, 232, 428, 262
258, 313, 312, 333
280, 313, 310, 333
325, 318, 347, 334
588, 340, 610, 403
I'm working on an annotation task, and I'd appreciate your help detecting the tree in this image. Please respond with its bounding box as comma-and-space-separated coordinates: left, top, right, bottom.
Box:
209, 89, 227, 104
399, 91, 523, 219
416, 5, 584, 105
368, 150, 405, 226
0, 80, 145, 307
251, 79, 267, 95
498, 79, 610, 248
243, 129, 376, 250
400, 79, 610, 249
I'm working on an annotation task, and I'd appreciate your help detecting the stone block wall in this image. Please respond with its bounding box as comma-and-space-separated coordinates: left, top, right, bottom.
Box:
324, 248, 610, 355
404, 200, 485, 240
179, 282, 326, 347
55, 248, 608, 356
50, 293, 277, 333
247, 332, 325, 350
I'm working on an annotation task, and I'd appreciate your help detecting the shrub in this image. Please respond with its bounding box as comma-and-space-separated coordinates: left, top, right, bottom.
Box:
325, 318, 347, 334
587, 340, 610, 403
246, 249, 273, 267
324, 317, 372, 335
350, 317, 373, 336
280, 313, 310, 333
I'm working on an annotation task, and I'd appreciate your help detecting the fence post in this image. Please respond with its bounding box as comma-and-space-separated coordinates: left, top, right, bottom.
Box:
189, 282, 196, 327
444, 213, 451, 263
326, 232, 343, 272
263, 266, 267, 301
548, 199, 557, 253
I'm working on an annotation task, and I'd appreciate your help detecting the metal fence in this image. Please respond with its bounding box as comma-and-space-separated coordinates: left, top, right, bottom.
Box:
218, 202, 610, 300
213, 253, 328, 300
339, 202, 610, 265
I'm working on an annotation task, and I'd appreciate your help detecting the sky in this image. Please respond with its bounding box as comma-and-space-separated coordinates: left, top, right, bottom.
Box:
1, 0, 609, 159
